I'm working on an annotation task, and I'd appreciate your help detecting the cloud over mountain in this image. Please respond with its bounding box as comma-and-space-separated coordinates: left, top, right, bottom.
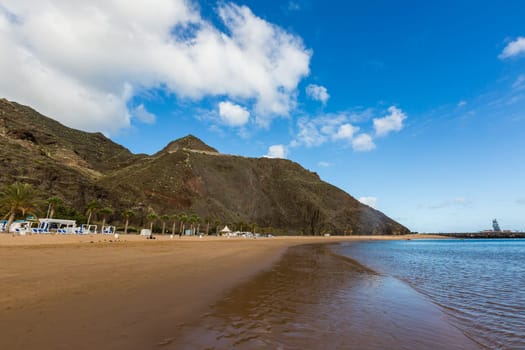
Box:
373, 106, 407, 137
306, 84, 330, 105
359, 196, 377, 208
264, 144, 288, 159
219, 101, 250, 127
291, 106, 405, 152
0, 1, 311, 133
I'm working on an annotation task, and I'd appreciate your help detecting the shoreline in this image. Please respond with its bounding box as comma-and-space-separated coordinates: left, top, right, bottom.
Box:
0, 234, 446, 349
0, 232, 443, 246
171, 243, 482, 349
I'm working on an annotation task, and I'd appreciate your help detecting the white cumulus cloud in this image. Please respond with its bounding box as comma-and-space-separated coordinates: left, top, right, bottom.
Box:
0, 1, 311, 134
292, 113, 357, 147
292, 117, 327, 147
499, 37, 525, 59
352, 133, 376, 151
292, 106, 405, 152
132, 104, 156, 124
264, 144, 287, 159
218, 101, 250, 126
373, 106, 407, 137
306, 84, 330, 105
333, 123, 359, 141
359, 196, 377, 208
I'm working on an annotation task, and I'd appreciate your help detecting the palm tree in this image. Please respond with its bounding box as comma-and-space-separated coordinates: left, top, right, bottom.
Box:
214, 220, 221, 235
178, 213, 188, 236
188, 214, 200, 235
46, 196, 63, 219
99, 207, 114, 233
204, 216, 211, 236
186, 215, 195, 235
236, 221, 245, 232
0, 182, 41, 233
122, 209, 134, 234
146, 213, 158, 233
85, 200, 100, 226
194, 215, 202, 235
160, 214, 170, 234
170, 214, 178, 236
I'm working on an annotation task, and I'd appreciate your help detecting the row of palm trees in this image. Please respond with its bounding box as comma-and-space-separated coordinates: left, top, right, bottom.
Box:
58, 195, 217, 235
1, 182, 255, 235
143, 212, 218, 236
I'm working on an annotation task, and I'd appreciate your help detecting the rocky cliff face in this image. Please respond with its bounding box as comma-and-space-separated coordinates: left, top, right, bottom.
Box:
0, 98, 409, 235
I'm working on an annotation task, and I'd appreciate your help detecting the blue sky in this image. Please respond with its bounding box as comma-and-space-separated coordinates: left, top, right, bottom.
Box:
1, 0, 524, 232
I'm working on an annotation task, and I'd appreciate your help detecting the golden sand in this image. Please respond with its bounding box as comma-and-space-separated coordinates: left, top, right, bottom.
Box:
0, 233, 439, 349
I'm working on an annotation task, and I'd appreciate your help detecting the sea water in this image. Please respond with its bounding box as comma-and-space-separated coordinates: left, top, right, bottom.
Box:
169, 243, 482, 349
336, 239, 525, 350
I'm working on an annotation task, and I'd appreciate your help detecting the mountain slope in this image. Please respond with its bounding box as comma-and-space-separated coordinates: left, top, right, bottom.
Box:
101, 149, 407, 234
0, 98, 409, 235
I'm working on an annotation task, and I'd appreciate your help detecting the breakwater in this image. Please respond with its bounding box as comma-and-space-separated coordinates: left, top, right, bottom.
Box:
435, 232, 525, 238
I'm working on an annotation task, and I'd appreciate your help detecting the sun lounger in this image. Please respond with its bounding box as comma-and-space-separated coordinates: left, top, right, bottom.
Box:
102, 226, 115, 234
15, 228, 27, 235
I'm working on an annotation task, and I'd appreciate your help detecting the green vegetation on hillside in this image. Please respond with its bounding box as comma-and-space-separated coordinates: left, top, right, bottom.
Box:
0, 98, 409, 235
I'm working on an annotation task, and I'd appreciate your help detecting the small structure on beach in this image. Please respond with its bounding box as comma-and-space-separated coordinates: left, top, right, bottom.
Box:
220, 226, 232, 236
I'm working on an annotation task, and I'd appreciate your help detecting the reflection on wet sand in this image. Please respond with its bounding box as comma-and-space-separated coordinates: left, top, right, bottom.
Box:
169, 244, 481, 350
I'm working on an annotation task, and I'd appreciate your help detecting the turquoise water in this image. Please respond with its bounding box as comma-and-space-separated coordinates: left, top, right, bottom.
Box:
336, 239, 525, 350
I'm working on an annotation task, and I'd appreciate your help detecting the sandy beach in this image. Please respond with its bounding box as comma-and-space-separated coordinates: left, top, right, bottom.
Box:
0, 233, 446, 349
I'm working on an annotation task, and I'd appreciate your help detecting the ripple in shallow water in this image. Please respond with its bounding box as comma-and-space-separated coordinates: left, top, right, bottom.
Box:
337, 239, 525, 350
167, 244, 480, 350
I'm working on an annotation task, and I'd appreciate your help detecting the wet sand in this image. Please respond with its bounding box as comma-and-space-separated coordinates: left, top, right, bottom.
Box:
170, 244, 482, 350
0, 233, 466, 349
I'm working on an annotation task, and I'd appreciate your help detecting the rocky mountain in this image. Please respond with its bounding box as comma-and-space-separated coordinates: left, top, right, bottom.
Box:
0, 98, 409, 235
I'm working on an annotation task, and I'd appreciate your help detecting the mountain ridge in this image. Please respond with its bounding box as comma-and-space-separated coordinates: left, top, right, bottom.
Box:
0, 98, 409, 235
